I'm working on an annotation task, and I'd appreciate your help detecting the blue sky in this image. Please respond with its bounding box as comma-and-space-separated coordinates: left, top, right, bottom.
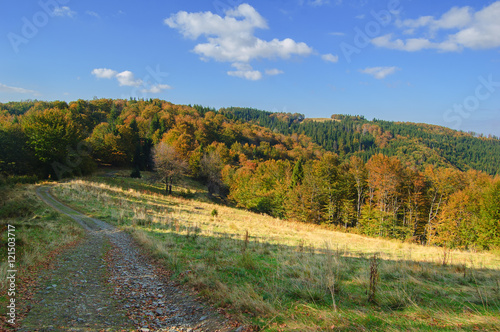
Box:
1, 0, 500, 136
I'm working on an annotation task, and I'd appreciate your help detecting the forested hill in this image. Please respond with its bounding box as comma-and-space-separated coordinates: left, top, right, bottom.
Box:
219, 107, 500, 175
2, 99, 500, 249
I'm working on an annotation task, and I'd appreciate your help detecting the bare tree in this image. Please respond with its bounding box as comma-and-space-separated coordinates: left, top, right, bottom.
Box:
152, 142, 187, 194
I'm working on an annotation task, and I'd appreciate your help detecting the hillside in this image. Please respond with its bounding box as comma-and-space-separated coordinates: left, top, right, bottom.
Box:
219, 107, 500, 175
1, 99, 500, 330
48, 173, 500, 330
1, 99, 499, 250
2, 172, 499, 330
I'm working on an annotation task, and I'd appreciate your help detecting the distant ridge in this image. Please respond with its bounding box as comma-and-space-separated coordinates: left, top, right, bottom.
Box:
219, 107, 500, 175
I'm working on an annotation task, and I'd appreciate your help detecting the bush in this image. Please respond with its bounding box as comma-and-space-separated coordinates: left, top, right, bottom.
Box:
179, 189, 195, 199
130, 168, 141, 178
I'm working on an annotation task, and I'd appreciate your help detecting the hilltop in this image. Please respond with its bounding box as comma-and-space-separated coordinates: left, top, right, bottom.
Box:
219, 107, 500, 175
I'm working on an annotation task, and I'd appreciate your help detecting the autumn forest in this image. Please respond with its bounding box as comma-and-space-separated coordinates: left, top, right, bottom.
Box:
1, 99, 499, 250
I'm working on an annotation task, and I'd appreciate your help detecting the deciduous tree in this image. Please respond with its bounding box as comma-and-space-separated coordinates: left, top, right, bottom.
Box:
152, 142, 187, 194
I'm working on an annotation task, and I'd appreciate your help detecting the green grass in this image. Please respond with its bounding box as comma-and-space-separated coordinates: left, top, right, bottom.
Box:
51, 172, 500, 331
0, 184, 84, 319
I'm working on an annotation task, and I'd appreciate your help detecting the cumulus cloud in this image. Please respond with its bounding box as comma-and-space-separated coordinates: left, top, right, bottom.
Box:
373, 2, 500, 52
91, 68, 143, 87
322, 53, 339, 63
116, 71, 143, 87
165, 4, 313, 80
372, 34, 445, 52
91, 68, 118, 79
227, 69, 263, 80
359, 66, 400, 79
141, 84, 172, 94
0, 83, 39, 95
227, 62, 262, 81
92, 68, 173, 94
53, 6, 76, 18
400, 6, 472, 31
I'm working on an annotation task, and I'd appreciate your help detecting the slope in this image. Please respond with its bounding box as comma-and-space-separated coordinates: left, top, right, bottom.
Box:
219, 107, 500, 175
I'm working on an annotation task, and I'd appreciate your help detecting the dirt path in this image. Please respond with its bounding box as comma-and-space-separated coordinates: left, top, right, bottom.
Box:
18, 186, 234, 331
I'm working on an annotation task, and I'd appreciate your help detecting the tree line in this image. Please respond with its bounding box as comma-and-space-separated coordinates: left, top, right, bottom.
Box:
1, 99, 498, 249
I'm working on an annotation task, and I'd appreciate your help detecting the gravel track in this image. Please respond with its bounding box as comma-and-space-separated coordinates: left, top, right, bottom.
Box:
18, 186, 234, 331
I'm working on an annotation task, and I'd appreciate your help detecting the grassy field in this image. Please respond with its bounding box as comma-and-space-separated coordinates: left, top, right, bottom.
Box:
305, 118, 338, 123
0, 183, 84, 322
47, 171, 500, 331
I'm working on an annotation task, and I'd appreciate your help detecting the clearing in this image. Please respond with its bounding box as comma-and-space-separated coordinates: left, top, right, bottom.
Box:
47, 171, 500, 331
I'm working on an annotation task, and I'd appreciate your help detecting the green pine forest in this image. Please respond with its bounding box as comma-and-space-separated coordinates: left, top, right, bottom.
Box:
1, 99, 499, 250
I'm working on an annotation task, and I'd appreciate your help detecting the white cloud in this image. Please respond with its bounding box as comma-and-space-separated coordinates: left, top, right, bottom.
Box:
53, 6, 76, 18
91, 68, 118, 79
227, 70, 262, 80
355, 14, 365, 19
227, 62, 262, 80
92, 68, 173, 93
374, 2, 500, 52
372, 34, 462, 52
372, 34, 437, 51
86, 11, 100, 19
265, 68, 284, 75
399, 15, 433, 29
453, 2, 500, 49
322, 53, 339, 63
141, 84, 172, 94
0, 83, 39, 95
401, 6, 472, 30
116, 71, 143, 87
329, 32, 345, 36
91, 68, 143, 87
359, 66, 400, 79
165, 4, 267, 40
165, 4, 313, 79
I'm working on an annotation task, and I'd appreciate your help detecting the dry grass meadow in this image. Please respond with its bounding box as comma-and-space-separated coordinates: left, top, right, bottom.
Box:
44, 170, 500, 331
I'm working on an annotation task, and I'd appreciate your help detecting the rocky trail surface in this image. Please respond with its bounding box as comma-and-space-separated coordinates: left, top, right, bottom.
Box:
17, 186, 236, 331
